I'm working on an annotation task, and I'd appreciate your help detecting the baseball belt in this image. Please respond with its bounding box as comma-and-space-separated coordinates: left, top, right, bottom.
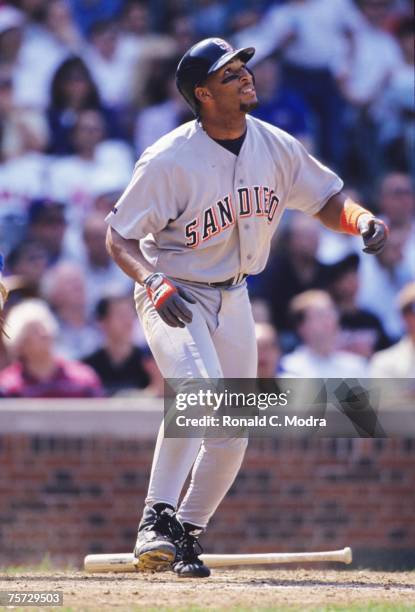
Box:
176, 273, 248, 288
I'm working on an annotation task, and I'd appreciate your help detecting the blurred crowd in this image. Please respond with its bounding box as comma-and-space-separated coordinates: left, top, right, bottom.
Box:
0, 0, 414, 397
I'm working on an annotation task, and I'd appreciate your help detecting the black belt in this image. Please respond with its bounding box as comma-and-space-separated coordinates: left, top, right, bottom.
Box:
187, 273, 248, 288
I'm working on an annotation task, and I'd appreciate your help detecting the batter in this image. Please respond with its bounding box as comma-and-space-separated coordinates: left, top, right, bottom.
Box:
105, 38, 388, 578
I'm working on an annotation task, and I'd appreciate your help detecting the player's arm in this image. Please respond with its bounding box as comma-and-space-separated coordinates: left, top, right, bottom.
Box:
106, 226, 152, 285
106, 226, 196, 328
314, 191, 389, 254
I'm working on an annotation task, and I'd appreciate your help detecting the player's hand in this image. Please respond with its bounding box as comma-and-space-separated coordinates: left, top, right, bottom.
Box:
357, 216, 389, 255
144, 273, 197, 328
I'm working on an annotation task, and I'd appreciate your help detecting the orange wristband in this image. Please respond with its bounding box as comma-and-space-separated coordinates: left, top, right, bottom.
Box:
340, 201, 372, 235
146, 278, 177, 308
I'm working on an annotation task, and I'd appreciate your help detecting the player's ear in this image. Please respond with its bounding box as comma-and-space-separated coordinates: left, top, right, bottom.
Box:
194, 85, 212, 105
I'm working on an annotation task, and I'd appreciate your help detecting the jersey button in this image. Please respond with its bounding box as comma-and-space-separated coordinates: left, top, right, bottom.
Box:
244, 224, 250, 230
239, 179, 244, 184
247, 254, 252, 260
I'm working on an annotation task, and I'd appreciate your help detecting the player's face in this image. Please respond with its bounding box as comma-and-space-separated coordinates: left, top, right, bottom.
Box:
201, 58, 258, 114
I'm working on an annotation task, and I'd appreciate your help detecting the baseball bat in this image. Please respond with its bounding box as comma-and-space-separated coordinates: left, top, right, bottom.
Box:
84, 547, 352, 573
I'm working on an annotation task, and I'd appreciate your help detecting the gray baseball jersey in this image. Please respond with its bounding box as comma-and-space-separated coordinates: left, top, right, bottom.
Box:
106, 115, 343, 283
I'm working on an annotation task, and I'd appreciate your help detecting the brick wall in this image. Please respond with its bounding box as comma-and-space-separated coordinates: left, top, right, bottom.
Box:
0, 401, 414, 569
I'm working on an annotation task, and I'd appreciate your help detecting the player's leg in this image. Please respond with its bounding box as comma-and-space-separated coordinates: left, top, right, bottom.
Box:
174, 284, 257, 576
133, 285, 224, 571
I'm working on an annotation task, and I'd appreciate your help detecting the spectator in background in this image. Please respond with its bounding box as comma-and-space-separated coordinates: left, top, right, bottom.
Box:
5, 240, 48, 303
235, 0, 360, 168
83, 294, 149, 395
26, 199, 69, 266
0, 5, 25, 68
17, 0, 49, 23
370, 281, 415, 378
47, 56, 122, 154
250, 54, 313, 151
41, 261, 101, 359
338, 0, 405, 187
192, 0, 228, 38
0, 299, 103, 397
8, 1, 82, 110
380, 16, 415, 175
326, 253, 390, 357
281, 290, 368, 377
42, 0, 83, 52
49, 108, 133, 233
256, 322, 282, 378
89, 170, 126, 216
119, 1, 175, 63
250, 297, 272, 324
0, 9, 51, 218
0, 252, 8, 313
0, 252, 9, 371
68, 0, 124, 36
134, 57, 193, 155
377, 172, 415, 271
0, 135, 51, 229
253, 213, 329, 349
168, 14, 197, 56
119, 0, 151, 40
0, 63, 49, 161
228, 5, 262, 40
358, 226, 414, 341
81, 213, 133, 311
119, 345, 164, 398
83, 19, 137, 109
128, 31, 178, 110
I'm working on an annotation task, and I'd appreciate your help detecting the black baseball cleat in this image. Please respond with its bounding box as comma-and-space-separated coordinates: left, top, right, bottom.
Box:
134, 503, 182, 572
173, 522, 211, 578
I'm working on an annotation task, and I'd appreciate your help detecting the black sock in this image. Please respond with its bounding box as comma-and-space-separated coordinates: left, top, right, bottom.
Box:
152, 502, 175, 514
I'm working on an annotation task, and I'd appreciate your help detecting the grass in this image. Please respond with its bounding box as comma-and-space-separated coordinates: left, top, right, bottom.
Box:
0, 555, 76, 575
0, 603, 413, 612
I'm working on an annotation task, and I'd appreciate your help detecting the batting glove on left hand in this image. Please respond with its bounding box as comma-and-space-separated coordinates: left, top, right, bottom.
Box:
358, 216, 389, 255
144, 273, 197, 328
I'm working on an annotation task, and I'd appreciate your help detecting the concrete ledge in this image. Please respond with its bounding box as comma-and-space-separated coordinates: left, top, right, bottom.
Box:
0, 398, 163, 437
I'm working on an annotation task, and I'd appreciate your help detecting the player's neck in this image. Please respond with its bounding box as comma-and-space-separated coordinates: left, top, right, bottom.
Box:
200, 113, 247, 140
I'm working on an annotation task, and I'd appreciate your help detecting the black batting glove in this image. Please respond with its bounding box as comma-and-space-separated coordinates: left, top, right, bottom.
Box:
357, 216, 389, 255
144, 273, 197, 328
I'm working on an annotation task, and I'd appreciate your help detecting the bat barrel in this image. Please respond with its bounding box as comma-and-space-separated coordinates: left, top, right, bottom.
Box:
201, 547, 352, 567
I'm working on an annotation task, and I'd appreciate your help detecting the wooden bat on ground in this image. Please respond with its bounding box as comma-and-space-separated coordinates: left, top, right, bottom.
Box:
84, 547, 352, 572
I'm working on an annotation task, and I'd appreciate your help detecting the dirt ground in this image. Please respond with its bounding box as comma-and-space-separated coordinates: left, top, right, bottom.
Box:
1, 569, 415, 611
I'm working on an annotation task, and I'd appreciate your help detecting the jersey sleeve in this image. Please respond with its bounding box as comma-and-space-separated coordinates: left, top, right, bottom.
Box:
105, 152, 178, 240
285, 138, 343, 215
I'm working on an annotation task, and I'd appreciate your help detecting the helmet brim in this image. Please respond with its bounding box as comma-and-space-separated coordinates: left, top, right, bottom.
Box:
207, 46, 255, 75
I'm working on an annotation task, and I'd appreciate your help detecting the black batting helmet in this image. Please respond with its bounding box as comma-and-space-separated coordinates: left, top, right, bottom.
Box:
176, 37, 255, 116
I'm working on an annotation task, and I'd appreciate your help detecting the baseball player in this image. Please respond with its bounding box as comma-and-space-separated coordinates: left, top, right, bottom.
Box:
105, 38, 388, 578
